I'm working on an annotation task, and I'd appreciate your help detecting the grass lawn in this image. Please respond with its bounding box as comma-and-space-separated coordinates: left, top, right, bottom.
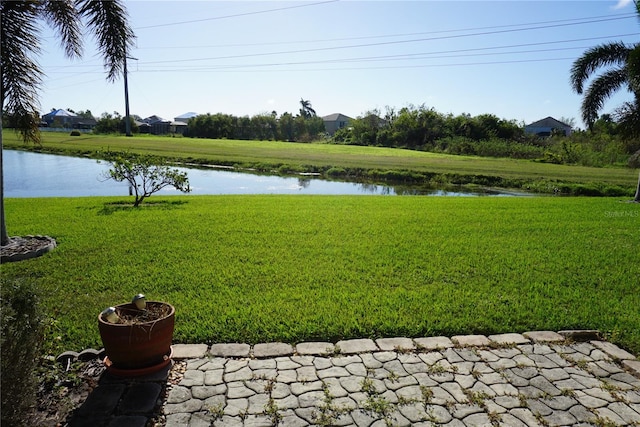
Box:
3, 195, 639, 354
3, 131, 638, 190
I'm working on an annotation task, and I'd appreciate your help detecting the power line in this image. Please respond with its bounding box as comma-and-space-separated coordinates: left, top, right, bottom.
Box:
140, 16, 639, 65
318, 33, 639, 64
132, 47, 598, 72
45, 29, 637, 70
135, 12, 637, 50
40, 4, 639, 86
42, 12, 638, 69
47, 57, 581, 82
43, 33, 638, 76
134, 0, 339, 30
133, 57, 579, 74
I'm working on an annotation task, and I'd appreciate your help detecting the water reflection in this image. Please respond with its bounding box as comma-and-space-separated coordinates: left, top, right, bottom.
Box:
3, 150, 525, 198
298, 178, 310, 189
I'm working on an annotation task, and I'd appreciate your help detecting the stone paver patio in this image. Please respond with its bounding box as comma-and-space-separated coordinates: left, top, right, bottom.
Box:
68, 331, 640, 427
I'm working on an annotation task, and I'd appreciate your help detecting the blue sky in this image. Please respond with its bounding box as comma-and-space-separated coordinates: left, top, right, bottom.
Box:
37, 1, 639, 128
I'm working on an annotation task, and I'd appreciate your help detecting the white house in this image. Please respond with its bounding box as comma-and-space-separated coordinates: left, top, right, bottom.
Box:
41, 109, 96, 130
524, 116, 572, 137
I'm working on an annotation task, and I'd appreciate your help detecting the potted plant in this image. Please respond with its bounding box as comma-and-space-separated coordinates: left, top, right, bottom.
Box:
98, 295, 175, 376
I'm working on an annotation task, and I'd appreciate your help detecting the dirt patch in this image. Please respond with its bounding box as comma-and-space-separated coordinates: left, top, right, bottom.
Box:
26, 356, 185, 426
27, 359, 104, 426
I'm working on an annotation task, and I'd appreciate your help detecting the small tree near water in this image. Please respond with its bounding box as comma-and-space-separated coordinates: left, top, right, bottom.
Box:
102, 154, 191, 207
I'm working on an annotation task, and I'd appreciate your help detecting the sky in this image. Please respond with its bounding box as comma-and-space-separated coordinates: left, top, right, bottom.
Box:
36, 0, 640, 128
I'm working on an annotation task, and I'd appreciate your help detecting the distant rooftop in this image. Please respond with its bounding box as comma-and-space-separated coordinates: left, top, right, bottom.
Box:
322, 113, 353, 121
43, 109, 75, 118
143, 115, 168, 123
175, 112, 198, 120
526, 116, 572, 128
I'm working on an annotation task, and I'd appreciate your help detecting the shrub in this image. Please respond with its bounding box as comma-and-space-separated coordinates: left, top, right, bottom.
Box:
326, 167, 347, 177
1, 278, 45, 426
572, 184, 603, 196
101, 153, 191, 207
277, 164, 306, 175
69, 130, 81, 136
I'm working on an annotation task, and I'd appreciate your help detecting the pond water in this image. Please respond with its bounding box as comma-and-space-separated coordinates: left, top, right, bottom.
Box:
3, 150, 522, 198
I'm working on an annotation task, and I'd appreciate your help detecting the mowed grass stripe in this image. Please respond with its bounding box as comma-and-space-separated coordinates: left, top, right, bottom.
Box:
3, 196, 639, 353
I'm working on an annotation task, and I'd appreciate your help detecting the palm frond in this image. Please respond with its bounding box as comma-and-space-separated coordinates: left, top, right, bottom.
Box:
628, 44, 640, 95
570, 42, 630, 94
42, 0, 82, 59
1, 0, 43, 143
11, 109, 42, 145
77, 0, 136, 82
581, 68, 629, 126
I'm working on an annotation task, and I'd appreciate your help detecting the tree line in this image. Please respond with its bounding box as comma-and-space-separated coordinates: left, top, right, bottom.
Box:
331, 105, 637, 167
334, 106, 523, 148
73, 103, 639, 168
185, 111, 325, 142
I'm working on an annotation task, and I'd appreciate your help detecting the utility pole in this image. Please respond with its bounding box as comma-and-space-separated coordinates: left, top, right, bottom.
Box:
124, 55, 132, 137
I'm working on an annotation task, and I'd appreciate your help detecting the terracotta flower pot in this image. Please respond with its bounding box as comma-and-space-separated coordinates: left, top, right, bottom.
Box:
98, 301, 175, 372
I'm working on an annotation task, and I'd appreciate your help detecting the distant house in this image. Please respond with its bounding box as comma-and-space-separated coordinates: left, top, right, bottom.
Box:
524, 116, 572, 137
170, 112, 197, 135
170, 121, 188, 135
174, 112, 198, 123
41, 109, 75, 127
139, 114, 194, 135
322, 113, 353, 135
75, 117, 97, 130
135, 120, 151, 134
361, 113, 388, 128
41, 109, 96, 130
143, 115, 171, 135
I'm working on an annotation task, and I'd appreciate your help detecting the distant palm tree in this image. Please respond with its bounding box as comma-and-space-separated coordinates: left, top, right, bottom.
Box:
570, 1, 639, 131
299, 98, 317, 118
1, 0, 135, 245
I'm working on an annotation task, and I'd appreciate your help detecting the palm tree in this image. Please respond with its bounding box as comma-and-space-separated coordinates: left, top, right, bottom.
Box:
570, 1, 640, 202
299, 98, 317, 118
570, 1, 639, 127
1, 0, 135, 245
570, 41, 638, 129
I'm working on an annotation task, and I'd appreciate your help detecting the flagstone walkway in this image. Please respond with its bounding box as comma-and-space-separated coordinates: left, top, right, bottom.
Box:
69, 330, 640, 427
